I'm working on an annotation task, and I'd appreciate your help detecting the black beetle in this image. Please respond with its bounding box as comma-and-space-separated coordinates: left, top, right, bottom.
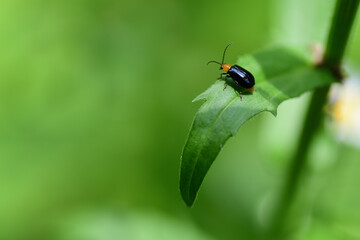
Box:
207, 43, 255, 92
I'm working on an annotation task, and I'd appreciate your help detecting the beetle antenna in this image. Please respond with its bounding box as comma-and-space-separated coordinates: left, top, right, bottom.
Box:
206, 61, 222, 66
221, 42, 232, 65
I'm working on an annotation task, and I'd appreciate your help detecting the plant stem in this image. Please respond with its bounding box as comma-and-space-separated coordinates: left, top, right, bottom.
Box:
323, 0, 360, 73
269, 0, 359, 237
269, 86, 330, 237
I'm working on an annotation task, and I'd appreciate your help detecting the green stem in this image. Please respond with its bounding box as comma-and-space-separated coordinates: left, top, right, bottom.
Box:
323, 0, 360, 71
269, 86, 329, 237
269, 0, 359, 237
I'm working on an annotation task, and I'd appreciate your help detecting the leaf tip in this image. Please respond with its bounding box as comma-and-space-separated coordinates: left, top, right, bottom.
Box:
192, 94, 206, 103
267, 107, 277, 116
183, 197, 195, 207
179, 185, 195, 207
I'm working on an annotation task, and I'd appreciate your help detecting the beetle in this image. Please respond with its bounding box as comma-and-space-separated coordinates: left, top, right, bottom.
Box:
207, 43, 255, 93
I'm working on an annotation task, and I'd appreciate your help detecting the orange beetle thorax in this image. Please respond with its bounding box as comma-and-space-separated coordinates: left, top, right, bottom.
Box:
221, 64, 232, 72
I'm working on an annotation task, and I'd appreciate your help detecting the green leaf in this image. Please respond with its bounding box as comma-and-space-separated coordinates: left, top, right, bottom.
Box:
180, 46, 336, 207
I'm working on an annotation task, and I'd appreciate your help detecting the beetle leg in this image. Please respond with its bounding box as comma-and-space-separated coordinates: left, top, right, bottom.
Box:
232, 81, 242, 100
217, 73, 227, 80
223, 74, 231, 90
238, 90, 243, 100
218, 73, 228, 90
223, 81, 228, 90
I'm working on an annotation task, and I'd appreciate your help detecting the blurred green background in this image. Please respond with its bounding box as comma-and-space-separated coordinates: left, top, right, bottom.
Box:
1, 0, 360, 239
